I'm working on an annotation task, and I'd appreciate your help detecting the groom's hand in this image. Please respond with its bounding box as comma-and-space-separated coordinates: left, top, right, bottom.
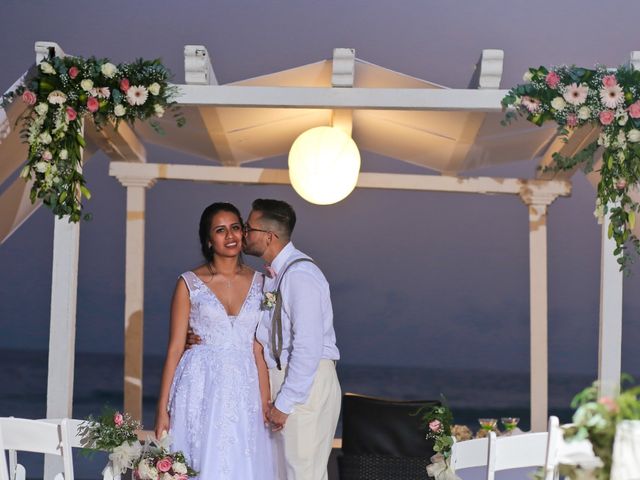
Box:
185, 327, 201, 350
267, 403, 289, 431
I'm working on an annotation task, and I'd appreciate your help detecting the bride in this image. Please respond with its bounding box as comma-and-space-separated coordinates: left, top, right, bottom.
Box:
154, 202, 276, 479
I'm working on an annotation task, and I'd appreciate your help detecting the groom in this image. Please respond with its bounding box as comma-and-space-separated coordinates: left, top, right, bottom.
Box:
188, 198, 341, 480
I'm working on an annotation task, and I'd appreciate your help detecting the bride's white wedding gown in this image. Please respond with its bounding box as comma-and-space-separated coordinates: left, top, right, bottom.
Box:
168, 271, 276, 480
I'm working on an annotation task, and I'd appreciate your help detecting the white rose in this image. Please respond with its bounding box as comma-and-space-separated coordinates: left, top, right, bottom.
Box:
101, 62, 118, 78
59, 149, 68, 160
578, 106, 591, 120
38, 132, 52, 144
35, 103, 49, 116
137, 461, 158, 480
154, 104, 165, 117
522, 71, 533, 82
35, 161, 48, 173
81, 79, 94, 92
47, 90, 67, 105
114, 104, 127, 117
172, 462, 187, 474
617, 111, 629, 126
40, 62, 56, 74
628, 129, 640, 143
551, 97, 566, 111
148, 82, 161, 96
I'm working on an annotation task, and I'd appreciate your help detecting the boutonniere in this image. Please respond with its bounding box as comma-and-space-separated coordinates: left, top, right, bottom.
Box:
261, 291, 278, 310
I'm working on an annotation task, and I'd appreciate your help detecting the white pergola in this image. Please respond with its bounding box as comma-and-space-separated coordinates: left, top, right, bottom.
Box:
0, 42, 632, 449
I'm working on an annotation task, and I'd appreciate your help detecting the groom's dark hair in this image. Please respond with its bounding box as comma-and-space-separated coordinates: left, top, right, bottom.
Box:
252, 199, 296, 241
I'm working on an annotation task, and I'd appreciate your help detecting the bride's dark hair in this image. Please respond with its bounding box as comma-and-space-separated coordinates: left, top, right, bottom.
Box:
198, 202, 244, 263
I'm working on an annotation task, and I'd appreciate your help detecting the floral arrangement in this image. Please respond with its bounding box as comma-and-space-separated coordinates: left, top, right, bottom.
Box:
1, 55, 184, 222
502, 65, 640, 271
80, 408, 141, 452
550, 378, 640, 480
417, 402, 464, 480
261, 291, 278, 310
133, 438, 197, 480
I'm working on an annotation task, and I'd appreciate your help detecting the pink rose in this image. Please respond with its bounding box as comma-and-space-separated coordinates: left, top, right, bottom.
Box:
156, 457, 172, 473
599, 396, 620, 412
176, 476, 188, 480
628, 101, 640, 119
87, 97, 99, 113
120, 78, 130, 93
429, 419, 442, 433
113, 412, 124, 427
22, 90, 37, 105
566, 113, 578, 127
602, 74, 618, 88
68, 66, 79, 79
599, 110, 615, 125
615, 178, 628, 190
42, 150, 53, 161
66, 106, 77, 122
545, 71, 561, 89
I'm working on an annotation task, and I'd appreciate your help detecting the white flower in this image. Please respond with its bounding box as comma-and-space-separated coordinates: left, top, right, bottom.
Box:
600, 85, 624, 109
81, 79, 94, 92
173, 462, 187, 474
19, 165, 31, 179
59, 149, 68, 160
126, 85, 149, 106
40, 62, 56, 75
521, 96, 541, 113
154, 104, 165, 117
101, 62, 118, 78
137, 460, 158, 480
47, 90, 67, 105
109, 441, 142, 474
628, 129, 640, 143
148, 82, 161, 96
522, 71, 533, 82
551, 97, 566, 111
617, 150, 626, 162
35, 103, 49, 116
38, 132, 52, 144
597, 133, 610, 148
114, 104, 127, 117
160, 474, 173, 480
35, 161, 48, 173
563, 83, 589, 106
578, 106, 591, 120
617, 111, 628, 126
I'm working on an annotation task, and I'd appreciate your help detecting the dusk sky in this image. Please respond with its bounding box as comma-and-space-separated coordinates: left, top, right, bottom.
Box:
1, 0, 639, 380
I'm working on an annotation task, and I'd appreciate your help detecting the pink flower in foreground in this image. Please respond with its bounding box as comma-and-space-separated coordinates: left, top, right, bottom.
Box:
176, 475, 188, 480
113, 412, 124, 427
87, 97, 99, 113
599, 110, 615, 125
521, 96, 541, 113
566, 114, 578, 127
599, 396, 620, 412
119, 78, 130, 93
22, 90, 37, 105
42, 150, 53, 161
600, 85, 624, 109
545, 71, 561, 89
65, 106, 77, 122
429, 419, 442, 432
628, 101, 640, 119
563, 83, 589, 106
614, 179, 628, 191
156, 457, 173, 473
68, 66, 79, 79
602, 74, 618, 88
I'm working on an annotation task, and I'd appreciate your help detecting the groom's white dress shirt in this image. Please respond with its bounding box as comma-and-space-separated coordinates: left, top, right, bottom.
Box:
256, 242, 340, 415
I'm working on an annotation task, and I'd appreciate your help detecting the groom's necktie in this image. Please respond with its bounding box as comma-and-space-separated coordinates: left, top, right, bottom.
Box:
271, 257, 315, 370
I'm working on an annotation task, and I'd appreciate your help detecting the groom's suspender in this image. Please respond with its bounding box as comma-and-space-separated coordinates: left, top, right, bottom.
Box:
271, 257, 316, 371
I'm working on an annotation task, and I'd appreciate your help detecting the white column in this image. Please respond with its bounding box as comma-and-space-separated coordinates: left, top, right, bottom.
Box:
598, 205, 623, 397
117, 175, 156, 421
519, 189, 558, 432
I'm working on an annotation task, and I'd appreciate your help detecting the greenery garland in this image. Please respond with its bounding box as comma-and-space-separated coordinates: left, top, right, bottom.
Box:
502, 65, 640, 271
1, 55, 184, 222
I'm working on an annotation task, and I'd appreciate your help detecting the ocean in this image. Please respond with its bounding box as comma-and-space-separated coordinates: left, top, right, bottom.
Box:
0, 349, 593, 479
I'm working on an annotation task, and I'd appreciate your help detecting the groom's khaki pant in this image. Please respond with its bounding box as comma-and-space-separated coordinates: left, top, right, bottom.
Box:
270, 360, 341, 480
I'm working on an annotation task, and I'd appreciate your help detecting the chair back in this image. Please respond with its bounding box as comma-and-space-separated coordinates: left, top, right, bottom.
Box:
0, 429, 10, 480
339, 393, 439, 480
451, 437, 489, 471
487, 430, 548, 480
41, 419, 89, 449
0, 418, 74, 480
543, 416, 561, 480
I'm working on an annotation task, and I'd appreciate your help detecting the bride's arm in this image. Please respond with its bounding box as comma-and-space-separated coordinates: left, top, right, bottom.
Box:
154, 278, 190, 439
253, 338, 271, 425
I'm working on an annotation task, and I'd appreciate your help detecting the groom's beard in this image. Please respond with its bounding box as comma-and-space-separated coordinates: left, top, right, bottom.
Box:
242, 239, 263, 258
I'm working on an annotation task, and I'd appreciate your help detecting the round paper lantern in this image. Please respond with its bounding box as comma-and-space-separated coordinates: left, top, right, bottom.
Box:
288, 126, 361, 205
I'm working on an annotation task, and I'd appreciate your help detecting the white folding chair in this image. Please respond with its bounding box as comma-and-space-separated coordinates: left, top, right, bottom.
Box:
451, 436, 490, 474
0, 417, 74, 480
0, 428, 10, 480
486, 430, 548, 480
41, 419, 88, 449
542, 416, 561, 480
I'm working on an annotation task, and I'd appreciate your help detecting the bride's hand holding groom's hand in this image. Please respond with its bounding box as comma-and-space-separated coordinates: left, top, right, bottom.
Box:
267, 404, 288, 432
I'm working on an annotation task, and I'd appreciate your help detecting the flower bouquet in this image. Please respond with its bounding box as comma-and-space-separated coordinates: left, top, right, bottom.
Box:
418, 402, 462, 480
133, 437, 197, 480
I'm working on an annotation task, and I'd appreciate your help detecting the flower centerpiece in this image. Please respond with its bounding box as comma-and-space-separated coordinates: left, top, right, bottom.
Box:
418, 402, 464, 480
502, 65, 640, 271
133, 436, 197, 480
1, 55, 184, 222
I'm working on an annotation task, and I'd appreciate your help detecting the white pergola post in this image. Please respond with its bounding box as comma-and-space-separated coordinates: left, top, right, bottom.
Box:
519, 188, 558, 432
598, 205, 623, 397
116, 175, 156, 421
